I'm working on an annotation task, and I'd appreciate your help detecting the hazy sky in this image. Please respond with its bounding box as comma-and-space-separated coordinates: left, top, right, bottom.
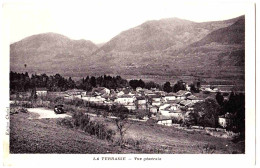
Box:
3, 0, 247, 44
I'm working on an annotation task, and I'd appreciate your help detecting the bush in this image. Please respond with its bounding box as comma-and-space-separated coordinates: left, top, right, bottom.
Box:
57, 118, 74, 128
171, 118, 183, 124
10, 107, 28, 115
125, 137, 147, 148
203, 91, 211, 94
135, 110, 149, 120
199, 144, 216, 154
72, 112, 115, 141
146, 118, 157, 125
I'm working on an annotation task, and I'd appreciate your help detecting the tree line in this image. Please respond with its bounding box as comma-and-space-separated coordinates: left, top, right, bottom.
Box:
162, 79, 201, 93
10, 71, 198, 93
10, 72, 76, 92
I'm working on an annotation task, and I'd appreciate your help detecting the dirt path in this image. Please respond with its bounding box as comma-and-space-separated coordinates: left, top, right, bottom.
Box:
27, 108, 71, 119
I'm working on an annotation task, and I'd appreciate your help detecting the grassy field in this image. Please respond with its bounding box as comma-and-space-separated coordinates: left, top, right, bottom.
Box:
10, 112, 136, 154
10, 108, 244, 154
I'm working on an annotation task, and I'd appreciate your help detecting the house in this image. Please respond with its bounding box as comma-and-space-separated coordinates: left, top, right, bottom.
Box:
82, 95, 105, 103
66, 89, 86, 96
115, 95, 135, 105
180, 100, 193, 107
64, 94, 81, 99
136, 87, 142, 92
152, 97, 161, 101
159, 108, 171, 116
186, 103, 195, 111
186, 95, 202, 103
125, 104, 136, 111
159, 105, 184, 120
92, 87, 110, 95
218, 113, 233, 128
168, 109, 184, 120
116, 91, 125, 97
136, 96, 146, 104
155, 91, 166, 97
136, 97, 147, 110
176, 90, 191, 99
168, 103, 180, 110
164, 93, 177, 101
159, 103, 171, 111
156, 116, 173, 126
147, 92, 156, 96
36, 88, 48, 96
148, 95, 161, 106
159, 104, 171, 116
128, 91, 138, 96
104, 100, 114, 106
212, 87, 219, 92
150, 106, 159, 114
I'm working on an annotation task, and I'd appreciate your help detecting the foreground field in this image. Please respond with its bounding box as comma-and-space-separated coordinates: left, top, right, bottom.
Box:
10, 109, 244, 154
10, 112, 138, 153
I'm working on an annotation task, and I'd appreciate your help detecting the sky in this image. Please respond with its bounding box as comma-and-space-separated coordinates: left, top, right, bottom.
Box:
2, 0, 247, 44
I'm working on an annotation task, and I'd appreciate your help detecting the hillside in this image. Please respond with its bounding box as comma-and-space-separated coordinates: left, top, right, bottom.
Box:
10, 109, 244, 154
190, 16, 245, 47
10, 33, 98, 74
96, 16, 243, 54
10, 16, 245, 87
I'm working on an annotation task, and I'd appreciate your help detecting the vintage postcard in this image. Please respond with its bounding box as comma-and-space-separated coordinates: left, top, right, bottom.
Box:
1, 0, 256, 167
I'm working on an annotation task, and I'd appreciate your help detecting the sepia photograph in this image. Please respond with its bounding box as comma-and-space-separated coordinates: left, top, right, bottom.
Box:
1, 0, 256, 167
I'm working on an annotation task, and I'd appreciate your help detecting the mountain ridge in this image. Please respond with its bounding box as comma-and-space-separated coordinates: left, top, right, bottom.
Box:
10, 15, 245, 87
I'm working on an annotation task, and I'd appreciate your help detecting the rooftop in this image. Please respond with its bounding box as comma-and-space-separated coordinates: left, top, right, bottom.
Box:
118, 94, 134, 98
36, 88, 48, 91
66, 89, 86, 92
187, 95, 199, 100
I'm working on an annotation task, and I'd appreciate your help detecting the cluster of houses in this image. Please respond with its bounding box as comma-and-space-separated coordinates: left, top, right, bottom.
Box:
34, 86, 232, 128
62, 87, 203, 124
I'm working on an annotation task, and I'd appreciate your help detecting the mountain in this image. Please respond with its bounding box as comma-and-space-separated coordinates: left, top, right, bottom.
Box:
92, 15, 245, 87
95, 16, 243, 54
190, 16, 245, 47
10, 33, 98, 74
10, 16, 245, 88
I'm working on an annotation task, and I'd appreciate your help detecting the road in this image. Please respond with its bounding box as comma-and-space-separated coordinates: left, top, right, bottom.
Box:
27, 108, 71, 119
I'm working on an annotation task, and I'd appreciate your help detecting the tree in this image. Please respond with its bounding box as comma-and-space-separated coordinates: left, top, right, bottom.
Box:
129, 80, 139, 90
138, 79, 145, 88
216, 92, 224, 106
163, 81, 172, 93
145, 81, 157, 90
67, 77, 76, 89
173, 80, 186, 92
190, 83, 199, 93
192, 98, 220, 128
225, 92, 245, 134
90, 76, 96, 87
111, 105, 132, 147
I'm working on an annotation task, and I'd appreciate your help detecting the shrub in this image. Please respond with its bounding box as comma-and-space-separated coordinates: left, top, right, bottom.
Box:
199, 144, 216, 154
135, 110, 149, 120
21, 102, 33, 108
146, 118, 157, 125
171, 118, 183, 124
72, 112, 115, 141
57, 118, 74, 128
125, 137, 147, 148
10, 107, 28, 115
203, 91, 211, 94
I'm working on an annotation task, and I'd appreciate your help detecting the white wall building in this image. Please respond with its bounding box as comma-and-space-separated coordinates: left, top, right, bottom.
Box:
115, 95, 135, 105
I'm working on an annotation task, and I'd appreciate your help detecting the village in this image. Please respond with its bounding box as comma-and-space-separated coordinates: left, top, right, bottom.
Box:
33, 83, 232, 130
